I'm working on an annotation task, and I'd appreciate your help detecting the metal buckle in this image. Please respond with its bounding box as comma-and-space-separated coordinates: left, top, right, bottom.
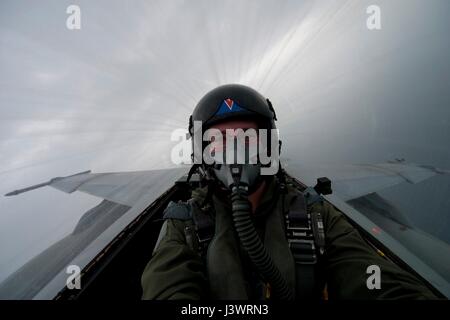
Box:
287, 225, 310, 232
288, 239, 316, 250
288, 239, 317, 264
286, 218, 312, 232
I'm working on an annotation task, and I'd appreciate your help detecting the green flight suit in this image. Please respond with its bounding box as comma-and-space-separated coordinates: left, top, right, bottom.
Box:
141, 178, 438, 300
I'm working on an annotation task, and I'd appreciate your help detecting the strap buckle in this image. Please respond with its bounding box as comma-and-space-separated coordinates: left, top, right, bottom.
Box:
288, 238, 317, 264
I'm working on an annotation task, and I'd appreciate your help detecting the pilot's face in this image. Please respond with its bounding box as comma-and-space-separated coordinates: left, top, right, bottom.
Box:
207, 119, 259, 162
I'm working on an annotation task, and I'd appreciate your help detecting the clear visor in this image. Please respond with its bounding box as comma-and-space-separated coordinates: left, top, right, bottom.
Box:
203, 128, 274, 165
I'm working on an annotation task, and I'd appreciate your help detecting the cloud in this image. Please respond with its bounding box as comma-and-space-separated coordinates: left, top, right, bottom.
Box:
0, 0, 450, 288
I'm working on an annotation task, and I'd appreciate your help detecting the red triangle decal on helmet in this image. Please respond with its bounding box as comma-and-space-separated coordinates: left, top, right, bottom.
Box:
224, 98, 234, 110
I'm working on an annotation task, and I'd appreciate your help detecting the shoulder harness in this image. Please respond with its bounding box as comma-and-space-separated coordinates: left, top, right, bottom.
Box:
161, 181, 328, 299
284, 185, 326, 299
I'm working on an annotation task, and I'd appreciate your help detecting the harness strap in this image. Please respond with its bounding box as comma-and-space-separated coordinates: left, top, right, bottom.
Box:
190, 200, 215, 256
285, 192, 321, 299
161, 184, 326, 299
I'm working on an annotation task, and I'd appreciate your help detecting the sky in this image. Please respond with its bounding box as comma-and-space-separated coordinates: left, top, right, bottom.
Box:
0, 0, 449, 284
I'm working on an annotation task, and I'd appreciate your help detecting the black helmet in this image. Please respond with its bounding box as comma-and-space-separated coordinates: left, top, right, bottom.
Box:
188, 84, 277, 137
187, 84, 281, 191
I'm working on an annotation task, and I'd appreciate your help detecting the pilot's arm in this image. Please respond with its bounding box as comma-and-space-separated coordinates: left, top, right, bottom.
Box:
141, 218, 208, 300
317, 201, 439, 299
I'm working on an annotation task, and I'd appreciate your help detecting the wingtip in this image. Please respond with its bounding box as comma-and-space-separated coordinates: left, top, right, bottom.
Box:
3, 170, 92, 198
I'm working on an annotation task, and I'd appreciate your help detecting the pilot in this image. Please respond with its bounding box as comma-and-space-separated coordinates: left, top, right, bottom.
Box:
141, 84, 438, 300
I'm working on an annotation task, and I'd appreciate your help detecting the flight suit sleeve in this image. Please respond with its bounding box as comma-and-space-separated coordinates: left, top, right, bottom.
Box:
314, 201, 439, 300
141, 218, 208, 300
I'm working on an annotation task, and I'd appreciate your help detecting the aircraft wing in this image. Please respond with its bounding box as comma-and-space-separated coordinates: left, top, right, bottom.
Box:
6, 160, 448, 205
285, 161, 449, 201
5, 167, 189, 206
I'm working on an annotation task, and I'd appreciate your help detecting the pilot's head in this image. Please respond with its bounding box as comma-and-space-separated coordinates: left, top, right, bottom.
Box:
188, 84, 280, 192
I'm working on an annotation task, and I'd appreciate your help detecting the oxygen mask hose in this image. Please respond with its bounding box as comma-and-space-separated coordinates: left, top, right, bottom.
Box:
228, 165, 294, 300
